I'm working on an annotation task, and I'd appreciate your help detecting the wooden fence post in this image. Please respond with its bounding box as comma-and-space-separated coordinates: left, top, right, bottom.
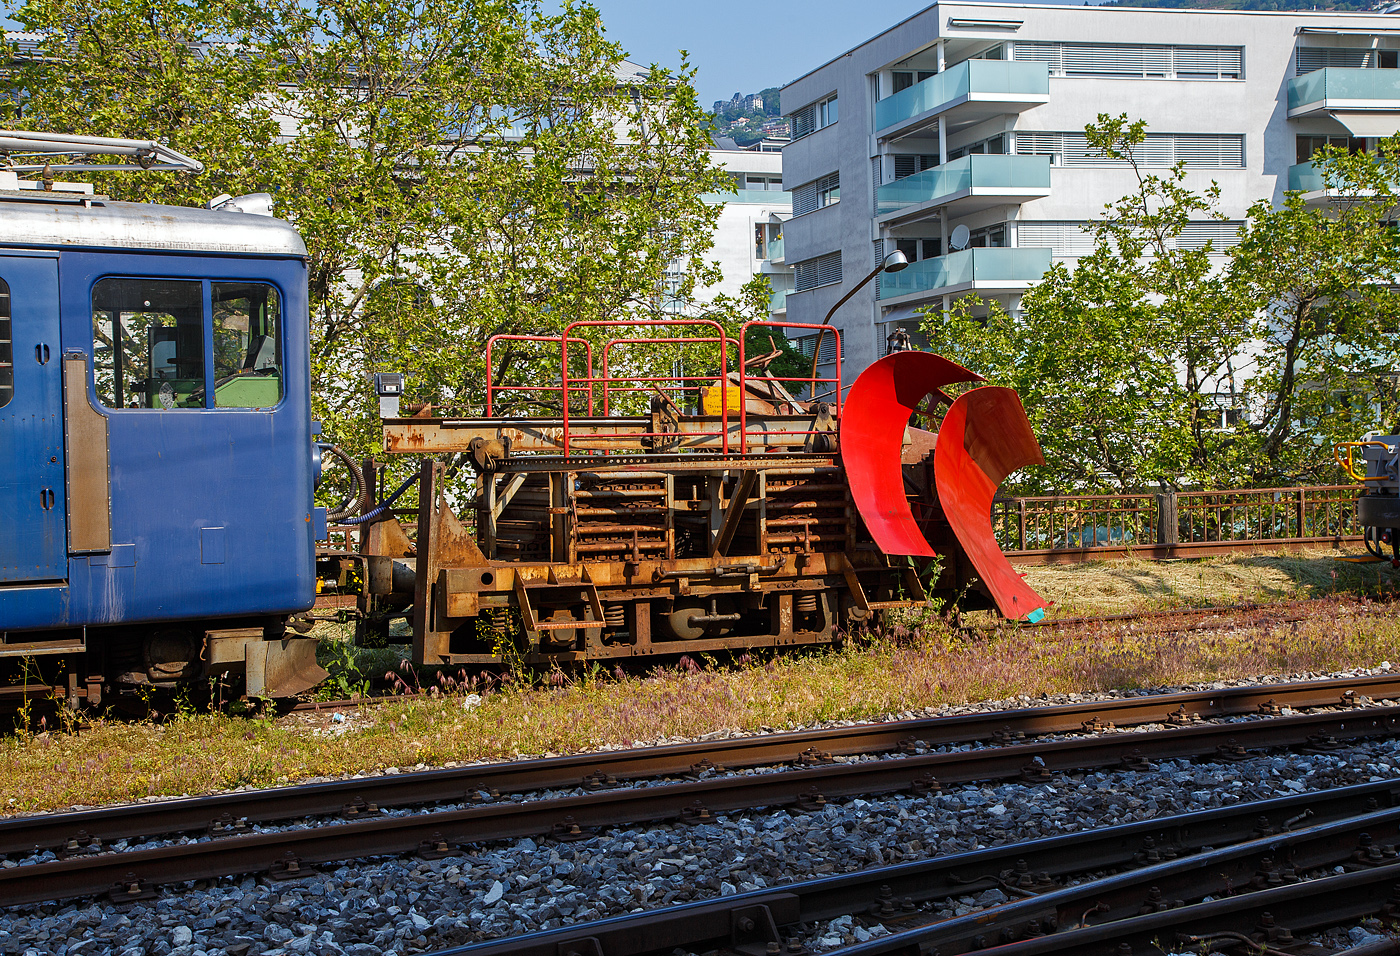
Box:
1155, 491, 1179, 546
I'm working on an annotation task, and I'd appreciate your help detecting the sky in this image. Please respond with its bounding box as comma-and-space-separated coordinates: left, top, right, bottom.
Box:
581, 0, 1097, 109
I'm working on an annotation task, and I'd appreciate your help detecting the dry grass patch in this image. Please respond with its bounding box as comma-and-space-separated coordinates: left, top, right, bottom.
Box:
2, 588, 1399, 814
1020, 547, 1399, 616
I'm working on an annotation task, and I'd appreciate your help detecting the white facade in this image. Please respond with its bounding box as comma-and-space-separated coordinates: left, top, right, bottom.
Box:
779, 3, 1400, 377
697, 147, 794, 315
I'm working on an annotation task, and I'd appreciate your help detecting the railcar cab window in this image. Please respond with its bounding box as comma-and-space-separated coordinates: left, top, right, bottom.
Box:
91, 278, 283, 410
212, 283, 282, 408
0, 278, 11, 409
92, 278, 204, 409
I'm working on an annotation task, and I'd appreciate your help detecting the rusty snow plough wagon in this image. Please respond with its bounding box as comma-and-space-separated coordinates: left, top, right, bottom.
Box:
347, 320, 1048, 667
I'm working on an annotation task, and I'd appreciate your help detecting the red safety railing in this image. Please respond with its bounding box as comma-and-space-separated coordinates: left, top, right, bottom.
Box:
599, 335, 740, 416
562, 319, 733, 457
738, 321, 842, 455
482, 321, 846, 458
485, 335, 595, 416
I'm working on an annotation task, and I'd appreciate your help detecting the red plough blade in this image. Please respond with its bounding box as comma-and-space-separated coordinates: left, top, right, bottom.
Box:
934, 386, 1048, 621
841, 352, 982, 558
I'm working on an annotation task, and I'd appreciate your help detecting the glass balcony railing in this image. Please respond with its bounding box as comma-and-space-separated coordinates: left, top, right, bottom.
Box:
1287, 158, 1400, 193
769, 289, 788, 312
1288, 161, 1322, 192
1288, 67, 1400, 111
700, 189, 792, 205
879, 247, 1052, 299
876, 154, 1052, 217
767, 236, 784, 260
874, 60, 1049, 133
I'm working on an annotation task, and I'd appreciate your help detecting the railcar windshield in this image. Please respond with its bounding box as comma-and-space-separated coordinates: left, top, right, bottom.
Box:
90, 277, 283, 410
212, 282, 282, 408
91, 278, 204, 409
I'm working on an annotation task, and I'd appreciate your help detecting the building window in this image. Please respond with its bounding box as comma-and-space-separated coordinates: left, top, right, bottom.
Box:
1296, 134, 1366, 164
92, 277, 205, 410
947, 134, 1006, 162
1297, 47, 1400, 75
895, 238, 943, 262
1017, 220, 1244, 256
792, 172, 839, 216
1012, 42, 1242, 80
793, 252, 842, 292
755, 222, 783, 259
790, 93, 838, 139
744, 175, 784, 191
967, 224, 1006, 248
893, 154, 940, 179
792, 333, 845, 363
0, 277, 10, 410
1015, 131, 1244, 168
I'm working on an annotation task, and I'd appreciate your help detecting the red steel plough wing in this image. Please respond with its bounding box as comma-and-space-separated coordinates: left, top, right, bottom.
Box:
841, 353, 1047, 622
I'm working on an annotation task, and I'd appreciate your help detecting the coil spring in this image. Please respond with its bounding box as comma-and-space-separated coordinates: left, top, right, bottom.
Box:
603, 604, 627, 629
796, 592, 819, 614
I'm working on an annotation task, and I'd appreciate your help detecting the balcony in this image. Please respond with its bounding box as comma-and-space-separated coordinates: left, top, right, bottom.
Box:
878, 247, 1052, 302
874, 61, 1049, 139
876, 154, 1052, 222
1287, 68, 1400, 129
700, 188, 792, 205
769, 289, 787, 314
1287, 158, 1400, 204
767, 236, 785, 262
1288, 161, 1323, 193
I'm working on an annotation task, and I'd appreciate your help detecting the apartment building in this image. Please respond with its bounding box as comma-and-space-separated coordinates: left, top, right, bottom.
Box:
779, 3, 1400, 377
693, 142, 794, 315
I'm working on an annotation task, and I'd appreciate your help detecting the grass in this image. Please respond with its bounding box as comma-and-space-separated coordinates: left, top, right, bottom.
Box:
1, 549, 1397, 815
1020, 547, 1400, 616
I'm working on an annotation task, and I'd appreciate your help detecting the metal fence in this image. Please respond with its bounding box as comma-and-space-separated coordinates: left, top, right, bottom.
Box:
993, 485, 1363, 564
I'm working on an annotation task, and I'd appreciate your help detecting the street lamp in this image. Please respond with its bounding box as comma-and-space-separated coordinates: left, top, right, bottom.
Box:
808, 250, 910, 401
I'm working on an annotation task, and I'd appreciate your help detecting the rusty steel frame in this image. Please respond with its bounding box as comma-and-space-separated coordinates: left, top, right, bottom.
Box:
432, 780, 1400, 956
3, 699, 1400, 908
404, 457, 908, 667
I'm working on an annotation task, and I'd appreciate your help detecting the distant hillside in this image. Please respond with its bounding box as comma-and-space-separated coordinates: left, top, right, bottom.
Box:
1102, 0, 1388, 10
708, 88, 790, 147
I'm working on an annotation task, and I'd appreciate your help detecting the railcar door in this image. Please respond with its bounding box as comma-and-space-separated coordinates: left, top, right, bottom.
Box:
0, 256, 67, 583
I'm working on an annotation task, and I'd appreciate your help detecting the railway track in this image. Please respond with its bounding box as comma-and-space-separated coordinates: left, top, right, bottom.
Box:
4, 672, 1398, 862
3, 674, 1400, 909
433, 779, 1400, 956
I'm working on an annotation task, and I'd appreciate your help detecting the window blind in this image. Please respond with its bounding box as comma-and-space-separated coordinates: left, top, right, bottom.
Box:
1012, 42, 1242, 79
1015, 131, 1244, 168
794, 252, 843, 292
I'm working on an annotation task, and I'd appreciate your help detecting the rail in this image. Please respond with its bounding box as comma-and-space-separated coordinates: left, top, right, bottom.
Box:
994, 484, 1364, 563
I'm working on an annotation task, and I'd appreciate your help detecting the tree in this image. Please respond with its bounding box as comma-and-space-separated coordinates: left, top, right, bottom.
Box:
921, 114, 1400, 494
922, 114, 1245, 494
1227, 141, 1400, 483
2, 0, 734, 457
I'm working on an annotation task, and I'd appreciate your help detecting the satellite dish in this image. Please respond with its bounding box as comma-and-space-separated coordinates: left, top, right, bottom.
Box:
950, 224, 971, 251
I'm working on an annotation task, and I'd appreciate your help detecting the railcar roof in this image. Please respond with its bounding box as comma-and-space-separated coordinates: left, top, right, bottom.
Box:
0, 194, 307, 257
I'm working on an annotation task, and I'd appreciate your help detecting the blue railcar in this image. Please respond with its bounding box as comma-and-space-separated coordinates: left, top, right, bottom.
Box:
0, 188, 327, 702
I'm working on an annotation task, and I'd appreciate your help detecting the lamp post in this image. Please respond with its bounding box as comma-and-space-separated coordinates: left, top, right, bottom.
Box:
808, 250, 910, 402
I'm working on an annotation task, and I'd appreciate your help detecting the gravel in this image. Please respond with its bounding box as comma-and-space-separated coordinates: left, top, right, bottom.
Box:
4, 736, 1400, 955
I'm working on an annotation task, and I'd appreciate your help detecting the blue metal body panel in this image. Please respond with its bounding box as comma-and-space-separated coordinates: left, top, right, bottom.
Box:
0, 247, 317, 632
0, 255, 67, 584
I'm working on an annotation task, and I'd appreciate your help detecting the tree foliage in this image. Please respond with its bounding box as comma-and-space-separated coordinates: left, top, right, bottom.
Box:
922, 113, 1400, 494
2, 0, 737, 455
